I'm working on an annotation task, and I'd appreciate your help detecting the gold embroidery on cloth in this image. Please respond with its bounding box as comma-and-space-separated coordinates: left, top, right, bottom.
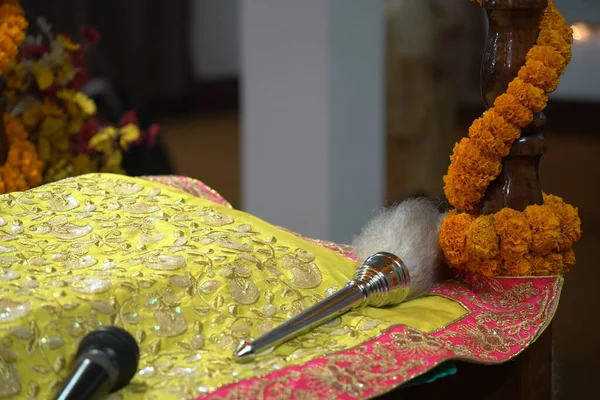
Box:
0, 173, 465, 399
206, 277, 561, 400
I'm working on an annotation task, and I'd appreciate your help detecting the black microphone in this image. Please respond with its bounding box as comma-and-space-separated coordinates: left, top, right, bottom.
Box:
53, 326, 140, 400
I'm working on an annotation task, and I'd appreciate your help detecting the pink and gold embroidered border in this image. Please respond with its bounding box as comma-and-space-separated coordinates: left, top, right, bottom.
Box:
139, 176, 563, 399
143, 175, 232, 208
201, 273, 561, 400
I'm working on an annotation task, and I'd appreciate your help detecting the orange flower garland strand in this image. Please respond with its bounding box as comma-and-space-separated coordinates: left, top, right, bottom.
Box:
439, 194, 580, 276
0, 0, 27, 75
439, 0, 582, 277
0, 0, 36, 193
0, 114, 44, 193
443, 0, 572, 213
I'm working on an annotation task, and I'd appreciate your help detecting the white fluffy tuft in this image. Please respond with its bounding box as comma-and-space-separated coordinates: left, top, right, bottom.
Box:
352, 198, 447, 300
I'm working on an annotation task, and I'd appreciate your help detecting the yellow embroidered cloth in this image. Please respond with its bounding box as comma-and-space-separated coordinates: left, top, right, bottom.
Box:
0, 174, 467, 399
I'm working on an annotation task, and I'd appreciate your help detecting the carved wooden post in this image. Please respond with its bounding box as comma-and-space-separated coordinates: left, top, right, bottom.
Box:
478, 0, 548, 215
479, 2, 553, 399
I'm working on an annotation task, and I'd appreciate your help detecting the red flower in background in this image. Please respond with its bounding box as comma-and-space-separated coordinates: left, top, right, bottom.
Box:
75, 116, 100, 154
120, 111, 160, 147
80, 26, 101, 46
118, 111, 139, 128
18, 44, 50, 61
146, 124, 160, 146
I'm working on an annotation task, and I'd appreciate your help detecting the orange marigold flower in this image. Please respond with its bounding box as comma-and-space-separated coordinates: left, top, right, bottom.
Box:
540, 4, 573, 44
506, 78, 548, 113
443, 168, 494, 213
439, 211, 473, 267
529, 254, 554, 276
562, 249, 576, 274
468, 117, 507, 158
518, 59, 560, 93
504, 257, 532, 276
546, 252, 565, 275
546, 199, 582, 251
494, 208, 533, 260
493, 93, 534, 128
0, 2, 27, 77
524, 204, 561, 255
3, 113, 27, 143
527, 45, 567, 75
466, 214, 499, 260
450, 137, 502, 177
537, 29, 571, 63
481, 109, 521, 147
465, 256, 502, 277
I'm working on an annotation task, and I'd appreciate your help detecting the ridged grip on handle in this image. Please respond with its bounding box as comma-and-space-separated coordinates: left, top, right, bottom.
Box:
351, 251, 410, 307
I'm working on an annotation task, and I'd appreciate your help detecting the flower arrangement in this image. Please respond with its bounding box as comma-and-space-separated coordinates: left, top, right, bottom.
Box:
0, 0, 43, 193
0, 14, 159, 192
439, 0, 582, 277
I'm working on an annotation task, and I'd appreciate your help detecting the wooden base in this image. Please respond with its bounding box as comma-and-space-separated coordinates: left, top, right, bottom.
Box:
381, 326, 553, 399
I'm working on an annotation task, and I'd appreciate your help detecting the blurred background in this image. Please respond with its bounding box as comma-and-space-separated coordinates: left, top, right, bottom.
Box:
20, 0, 598, 398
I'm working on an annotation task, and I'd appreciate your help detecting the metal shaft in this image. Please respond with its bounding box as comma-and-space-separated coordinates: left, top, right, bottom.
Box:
234, 252, 410, 360
235, 284, 365, 359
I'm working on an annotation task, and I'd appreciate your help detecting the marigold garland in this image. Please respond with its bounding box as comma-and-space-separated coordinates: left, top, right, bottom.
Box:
0, 114, 44, 193
0, 0, 34, 192
0, 0, 27, 75
440, 194, 581, 276
440, 0, 582, 277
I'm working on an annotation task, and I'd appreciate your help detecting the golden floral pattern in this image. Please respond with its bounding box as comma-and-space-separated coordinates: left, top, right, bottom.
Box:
0, 174, 464, 400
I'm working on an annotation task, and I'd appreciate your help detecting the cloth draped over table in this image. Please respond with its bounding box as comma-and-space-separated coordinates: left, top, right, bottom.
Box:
0, 174, 561, 399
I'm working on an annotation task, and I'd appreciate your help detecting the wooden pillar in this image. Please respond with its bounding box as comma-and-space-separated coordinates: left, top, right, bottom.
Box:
478, 0, 548, 214
478, 1, 553, 398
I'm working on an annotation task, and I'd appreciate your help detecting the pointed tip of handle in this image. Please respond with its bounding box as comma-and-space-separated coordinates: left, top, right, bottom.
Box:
233, 340, 255, 362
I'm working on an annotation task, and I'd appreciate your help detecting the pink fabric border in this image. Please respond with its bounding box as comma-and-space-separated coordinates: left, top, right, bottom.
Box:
199, 273, 562, 399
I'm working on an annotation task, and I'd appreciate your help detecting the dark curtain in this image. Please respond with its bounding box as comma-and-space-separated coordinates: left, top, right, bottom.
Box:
20, 0, 194, 108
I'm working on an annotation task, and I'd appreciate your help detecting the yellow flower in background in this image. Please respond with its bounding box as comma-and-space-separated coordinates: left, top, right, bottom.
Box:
119, 124, 140, 148
6, 62, 29, 92
103, 149, 124, 173
72, 153, 96, 175
54, 133, 70, 152
69, 118, 84, 134
32, 62, 54, 90
57, 89, 83, 119
37, 136, 52, 161
40, 98, 65, 118
40, 117, 66, 137
56, 34, 80, 51
88, 126, 117, 153
21, 104, 44, 128
56, 53, 76, 85
74, 92, 96, 116
56, 88, 75, 101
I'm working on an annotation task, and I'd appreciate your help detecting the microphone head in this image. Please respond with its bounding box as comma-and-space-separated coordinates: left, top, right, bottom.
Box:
77, 326, 140, 393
